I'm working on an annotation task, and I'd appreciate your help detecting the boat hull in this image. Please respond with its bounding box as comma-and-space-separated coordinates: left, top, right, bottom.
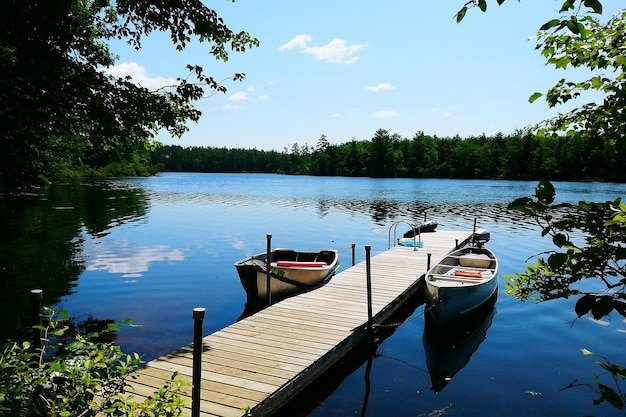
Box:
235, 249, 340, 303
425, 246, 498, 326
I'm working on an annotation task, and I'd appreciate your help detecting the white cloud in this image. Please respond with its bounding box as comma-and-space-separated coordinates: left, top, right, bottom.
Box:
247, 86, 256, 92
229, 91, 249, 102
223, 104, 242, 110
279, 35, 366, 64
279, 34, 313, 51
330, 113, 340, 118
365, 83, 394, 92
442, 112, 453, 118
257, 95, 270, 101
103, 62, 177, 90
370, 110, 398, 119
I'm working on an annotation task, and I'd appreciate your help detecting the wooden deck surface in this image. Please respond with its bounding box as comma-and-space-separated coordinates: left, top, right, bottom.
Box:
129, 230, 470, 416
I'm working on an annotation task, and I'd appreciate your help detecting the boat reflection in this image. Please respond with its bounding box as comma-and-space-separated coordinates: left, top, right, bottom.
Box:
422, 292, 497, 392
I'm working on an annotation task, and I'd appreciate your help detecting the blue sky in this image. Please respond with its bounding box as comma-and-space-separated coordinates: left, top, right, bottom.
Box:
108, 1, 624, 151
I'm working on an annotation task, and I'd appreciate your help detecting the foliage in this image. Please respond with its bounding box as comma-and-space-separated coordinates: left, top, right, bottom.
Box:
562, 348, 626, 411
150, 129, 626, 182
457, 1, 625, 147
0, 307, 187, 416
0, 0, 258, 187
505, 181, 626, 321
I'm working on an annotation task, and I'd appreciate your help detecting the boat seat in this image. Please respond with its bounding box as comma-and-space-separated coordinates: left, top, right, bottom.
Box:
275, 261, 326, 267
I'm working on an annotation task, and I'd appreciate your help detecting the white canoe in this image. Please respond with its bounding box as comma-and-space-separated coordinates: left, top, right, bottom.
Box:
424, 245, 498, 326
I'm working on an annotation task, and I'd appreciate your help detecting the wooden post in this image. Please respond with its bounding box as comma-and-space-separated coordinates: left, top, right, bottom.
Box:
191, 307, 206, 417
365, 245, 373, 335
455, 239, 459, 249
351, 243, 356, 266
266, 233, 272, 306
31, 289, 43, 349
427, 253, 431, 272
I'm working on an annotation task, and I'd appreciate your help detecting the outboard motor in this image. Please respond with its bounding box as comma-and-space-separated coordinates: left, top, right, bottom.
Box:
471, 229, 490, 247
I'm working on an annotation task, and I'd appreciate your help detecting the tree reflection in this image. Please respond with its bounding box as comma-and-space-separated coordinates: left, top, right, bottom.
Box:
0, 180, 148, 343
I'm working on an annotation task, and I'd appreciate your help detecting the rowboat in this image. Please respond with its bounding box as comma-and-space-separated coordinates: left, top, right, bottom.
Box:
402, 220, 438, 237
423, 292, 497, 392
424, 230, 498, 326
235, 248, 340, 305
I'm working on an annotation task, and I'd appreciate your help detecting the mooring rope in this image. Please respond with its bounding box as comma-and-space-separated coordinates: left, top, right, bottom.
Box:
372, 302, 438, 330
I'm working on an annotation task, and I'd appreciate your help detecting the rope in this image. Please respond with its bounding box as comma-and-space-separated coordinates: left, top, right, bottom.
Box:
372, 302, 437, 330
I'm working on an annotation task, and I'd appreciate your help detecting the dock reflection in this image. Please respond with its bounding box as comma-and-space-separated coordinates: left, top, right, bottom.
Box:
422, 293, 497, 392
271, 295, 426, 417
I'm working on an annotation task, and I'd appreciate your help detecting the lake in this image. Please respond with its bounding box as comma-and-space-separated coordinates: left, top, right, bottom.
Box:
1, 173, 625, 416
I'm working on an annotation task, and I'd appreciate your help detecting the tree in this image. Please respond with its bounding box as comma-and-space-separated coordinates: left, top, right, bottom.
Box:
457, 1, 624, 143
0, 0, 259, 187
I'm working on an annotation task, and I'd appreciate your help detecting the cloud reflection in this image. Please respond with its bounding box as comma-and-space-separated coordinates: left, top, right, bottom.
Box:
86, 241, 185, 278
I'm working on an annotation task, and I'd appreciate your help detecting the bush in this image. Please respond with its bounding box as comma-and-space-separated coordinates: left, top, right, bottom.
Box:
0, 307, 187, 416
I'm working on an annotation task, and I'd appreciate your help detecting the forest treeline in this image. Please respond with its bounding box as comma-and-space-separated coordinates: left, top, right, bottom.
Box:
150, 129, 626, 182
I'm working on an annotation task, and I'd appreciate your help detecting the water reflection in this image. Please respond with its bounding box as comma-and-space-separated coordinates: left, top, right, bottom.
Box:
272, 295, 425, 417
0, 180, 149, 342
422, 293, 497, 392
82, 237, 185, 279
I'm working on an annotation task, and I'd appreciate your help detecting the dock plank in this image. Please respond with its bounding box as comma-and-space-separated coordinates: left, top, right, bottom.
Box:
132, 230, 470, 416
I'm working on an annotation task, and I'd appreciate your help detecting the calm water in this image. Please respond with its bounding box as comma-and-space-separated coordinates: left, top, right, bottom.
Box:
1, 173, 625, 416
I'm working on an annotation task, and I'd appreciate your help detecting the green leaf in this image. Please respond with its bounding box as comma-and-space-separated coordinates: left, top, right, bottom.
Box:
529, 92, 543, 103
552, 233, 568, 247
566, 19, 580, 34
535, 181, 555, 205
596, 384, 624, 409
583, 0, 603, 14
575, 295, 595, 317
57, 309, 70, 321
540, 19, 562, 31
508, 197, 533, 212
456, 7, 468, 23
51, 328, 66, 337
478, 0, 487, 12
591, 296, 614, 319
548, 252, 568, 269
559, 0, 575, 12
613, 301, 626, 319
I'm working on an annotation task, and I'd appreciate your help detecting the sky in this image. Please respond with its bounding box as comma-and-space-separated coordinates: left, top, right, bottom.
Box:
107, 0, 624, 151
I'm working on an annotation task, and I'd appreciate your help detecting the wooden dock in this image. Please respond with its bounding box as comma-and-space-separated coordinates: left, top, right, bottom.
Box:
129, 230, 470, 416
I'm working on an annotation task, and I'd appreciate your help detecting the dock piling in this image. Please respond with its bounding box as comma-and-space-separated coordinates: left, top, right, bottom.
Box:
31, 289, 43, 349
365, 245, 373, 336
192, 307, 206, 417
266, 233, 272, 306
351, 243, 356, 266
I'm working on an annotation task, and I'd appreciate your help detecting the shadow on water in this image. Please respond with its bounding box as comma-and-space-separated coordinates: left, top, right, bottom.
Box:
272, 293, 426, 417
0, 180, 149, 343
422, 292, 497, 393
